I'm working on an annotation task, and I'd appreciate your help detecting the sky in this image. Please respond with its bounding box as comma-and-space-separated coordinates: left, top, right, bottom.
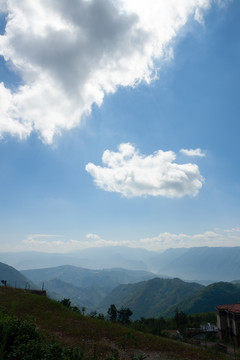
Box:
0, 0, 240, 253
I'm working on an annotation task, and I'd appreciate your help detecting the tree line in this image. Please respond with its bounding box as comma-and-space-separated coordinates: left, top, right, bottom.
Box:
59, 298, 216, 336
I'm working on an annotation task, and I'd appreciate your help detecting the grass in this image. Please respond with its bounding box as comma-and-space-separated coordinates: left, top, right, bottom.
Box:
0, 287, 230, 360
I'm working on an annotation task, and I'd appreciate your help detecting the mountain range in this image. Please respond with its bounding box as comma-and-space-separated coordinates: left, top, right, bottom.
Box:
0, 247, 155, 271
151, 247, 240, 281
2, 246, 240, 282
21, 265, 156, 309
1, 259, 240, 319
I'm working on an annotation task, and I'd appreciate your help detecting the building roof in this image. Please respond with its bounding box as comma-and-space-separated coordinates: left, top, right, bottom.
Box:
217, 303, 240, 313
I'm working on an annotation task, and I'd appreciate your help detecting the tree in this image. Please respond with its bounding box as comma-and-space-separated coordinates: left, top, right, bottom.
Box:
81, 306, 86, 315
60, 298, 72, 308
90, 310, 97, 318
118, 307, 133, 324
72, 306, 80, 313
107, 304, 117, 322
174, 308, 187, 331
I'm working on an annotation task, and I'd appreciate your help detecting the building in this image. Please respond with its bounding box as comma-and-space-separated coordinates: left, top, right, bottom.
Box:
216, 303, 240, 345
200, 323, 218, 332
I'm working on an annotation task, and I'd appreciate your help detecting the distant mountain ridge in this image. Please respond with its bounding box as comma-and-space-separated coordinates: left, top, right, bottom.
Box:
21, 265, 155, 289
42, 278, 106, 309
0, 246, 155, 271
150, 247, 240, 281
21, 265, 156, 310
2, 246, 240, 281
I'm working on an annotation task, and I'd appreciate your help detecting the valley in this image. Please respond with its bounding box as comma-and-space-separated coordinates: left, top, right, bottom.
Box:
1, 246, 240, 319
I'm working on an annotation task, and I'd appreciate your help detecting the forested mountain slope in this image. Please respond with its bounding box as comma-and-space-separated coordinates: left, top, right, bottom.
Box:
99, 277, 203, 319
164, 281, 240, 317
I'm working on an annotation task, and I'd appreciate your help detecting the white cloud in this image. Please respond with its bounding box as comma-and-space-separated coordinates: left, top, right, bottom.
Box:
139, 227, 240, 251
180, 148, 206, 157
23, 234, 64, 247
86, 233, 101, 240
16, 226, 240, 253
86, 143, 204, 198
20, 233, 132, 252
0, 0, 225, 142
224, 227, 240, 233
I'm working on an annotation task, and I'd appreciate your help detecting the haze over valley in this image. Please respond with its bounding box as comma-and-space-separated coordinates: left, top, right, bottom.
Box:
1, 245, 240, 320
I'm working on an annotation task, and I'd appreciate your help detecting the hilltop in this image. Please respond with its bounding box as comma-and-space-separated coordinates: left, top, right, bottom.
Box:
0, 261, 35, 289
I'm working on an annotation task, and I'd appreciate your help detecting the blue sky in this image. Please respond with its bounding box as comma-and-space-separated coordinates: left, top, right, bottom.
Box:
0, 0, 240, 252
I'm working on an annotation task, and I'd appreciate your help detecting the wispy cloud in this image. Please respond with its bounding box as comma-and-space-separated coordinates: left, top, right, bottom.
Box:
180, 148, 206, 157
21, 233, 132, 252
23, 234, 65, 247
17, 227, 240, 253
0, 0, 222, 143
139, 227, 240, 250
86, 143, 204, 198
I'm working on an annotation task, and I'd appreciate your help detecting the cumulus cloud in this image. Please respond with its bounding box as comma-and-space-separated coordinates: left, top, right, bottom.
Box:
0, 0, 223, 142
180, 148, 206, 157
86, 143, 204, 198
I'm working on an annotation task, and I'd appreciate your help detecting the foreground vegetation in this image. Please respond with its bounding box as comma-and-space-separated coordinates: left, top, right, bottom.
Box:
0, 287, 231, 360
0, 311, 84, 360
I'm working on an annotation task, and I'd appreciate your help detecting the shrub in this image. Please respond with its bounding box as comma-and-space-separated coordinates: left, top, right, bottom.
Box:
0, 311, 84, 360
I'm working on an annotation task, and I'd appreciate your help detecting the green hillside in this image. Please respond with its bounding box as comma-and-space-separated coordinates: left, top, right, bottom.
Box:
165, 281, 240, 316
0, 286, 228, 360
100, 277, 203, 319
